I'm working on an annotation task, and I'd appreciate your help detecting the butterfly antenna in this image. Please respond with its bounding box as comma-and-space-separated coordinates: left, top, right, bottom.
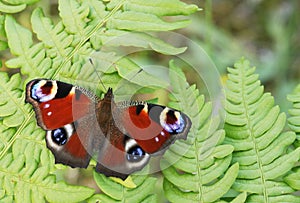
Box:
89, 58, 107, 92
127, 68, 143, 83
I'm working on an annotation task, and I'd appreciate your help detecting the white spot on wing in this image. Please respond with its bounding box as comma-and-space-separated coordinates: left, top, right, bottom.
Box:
69, 87, 76, 95
143, 103, 148, 113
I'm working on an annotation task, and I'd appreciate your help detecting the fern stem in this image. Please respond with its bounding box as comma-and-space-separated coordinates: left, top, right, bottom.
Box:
0, 112, 34, 159
240, 66, 269, 202
193, 130, 205, 202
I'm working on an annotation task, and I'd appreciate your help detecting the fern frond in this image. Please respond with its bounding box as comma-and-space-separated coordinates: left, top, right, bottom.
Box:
162, 61, 240, 202
284, 84, 300, 191
91, 168, 157, 203
58, 0, 91, 36
0, 119, 94, 202
4, 16, 54, 77
224, 58, 300, 201
287, 84, 300, 147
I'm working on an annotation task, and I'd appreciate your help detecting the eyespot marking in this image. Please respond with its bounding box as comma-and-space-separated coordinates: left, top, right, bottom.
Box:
124, 138, 150, 168
160, 108, 186, 134
31, 80, 58, 102
46, 124, 74, 149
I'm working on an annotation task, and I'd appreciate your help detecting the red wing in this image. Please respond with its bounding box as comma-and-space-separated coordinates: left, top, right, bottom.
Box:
65, 131, 89, 159
121, 103, 191, 154
26, 79, 93, 130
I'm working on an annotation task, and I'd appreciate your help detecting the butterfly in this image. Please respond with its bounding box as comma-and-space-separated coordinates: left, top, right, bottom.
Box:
25, 79, 191, 179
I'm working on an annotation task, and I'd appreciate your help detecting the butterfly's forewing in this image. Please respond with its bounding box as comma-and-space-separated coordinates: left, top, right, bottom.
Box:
26, 79, 95, 168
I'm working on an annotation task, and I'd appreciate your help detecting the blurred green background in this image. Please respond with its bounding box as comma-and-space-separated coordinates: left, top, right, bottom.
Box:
188, 0, 300, 112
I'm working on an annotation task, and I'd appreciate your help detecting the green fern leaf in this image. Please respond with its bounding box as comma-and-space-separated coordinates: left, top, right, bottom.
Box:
0, 118, 94, 202
287, 84, 300, 147
230, 192, 247, 203
3, 0, 38, 4
83, 0, 107, 22
224, 58, 300, 202
107, 11, 190, 31
162, 61, 240, 203
31, 8, 74, 58
0, 73, 28, 127
92, 29, 186, 55
121, 0, 199, 16
284, 166, 300, 191
0, 152, 94, 202
92, 168, 157, 203
4, 14, 32, 57
284, 84, 300, 191
58, 0, 90, 35
0, 121, 15, 153
0, 15, 7, 51
5, 15, 53, 77
0, 1, 26, 13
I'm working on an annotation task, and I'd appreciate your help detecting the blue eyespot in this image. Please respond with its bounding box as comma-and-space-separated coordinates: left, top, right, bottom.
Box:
164, 116, 185, 133
51, 128, 68, 145
126, 146, 145, 162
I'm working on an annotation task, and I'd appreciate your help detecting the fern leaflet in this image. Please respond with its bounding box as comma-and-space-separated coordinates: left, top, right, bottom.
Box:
0, 15, 7, 51
0, 0, 29, 14
90, 168, 157, 203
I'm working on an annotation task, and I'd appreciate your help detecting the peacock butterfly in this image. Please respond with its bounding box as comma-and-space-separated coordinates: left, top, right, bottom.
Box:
25, 79, 191, 179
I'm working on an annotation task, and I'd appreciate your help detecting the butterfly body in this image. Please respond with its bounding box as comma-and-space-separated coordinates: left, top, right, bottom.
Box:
26, 79, 191, 179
